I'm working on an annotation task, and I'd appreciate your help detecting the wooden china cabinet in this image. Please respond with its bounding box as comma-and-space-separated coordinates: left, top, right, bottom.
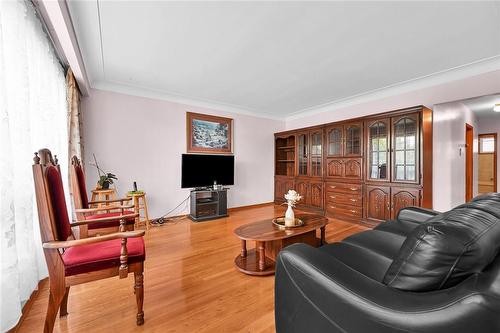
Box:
294, 129, 324, 212
274, 106, 432, 227
275, 134, 295, 202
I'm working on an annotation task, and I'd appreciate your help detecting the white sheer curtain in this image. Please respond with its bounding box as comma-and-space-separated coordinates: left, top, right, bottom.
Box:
0, 1, 69, 331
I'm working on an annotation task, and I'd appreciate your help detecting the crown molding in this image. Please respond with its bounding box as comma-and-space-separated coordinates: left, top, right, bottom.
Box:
91, 80, 284, 121
90, 54, 500, 122
285, 55, 500, 121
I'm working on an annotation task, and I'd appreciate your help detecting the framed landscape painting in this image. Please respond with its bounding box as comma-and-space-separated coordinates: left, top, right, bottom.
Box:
186, 112, 233, 154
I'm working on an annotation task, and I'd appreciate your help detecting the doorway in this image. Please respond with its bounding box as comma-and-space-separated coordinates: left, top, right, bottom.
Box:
478, 133, 497, 194
465, 124, 473, 201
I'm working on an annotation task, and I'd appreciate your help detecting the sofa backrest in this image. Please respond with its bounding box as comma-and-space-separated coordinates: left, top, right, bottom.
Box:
383, 193, 500, 292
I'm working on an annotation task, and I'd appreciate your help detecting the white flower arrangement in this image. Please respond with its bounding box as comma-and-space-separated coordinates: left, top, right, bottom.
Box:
284, 189, 302, 207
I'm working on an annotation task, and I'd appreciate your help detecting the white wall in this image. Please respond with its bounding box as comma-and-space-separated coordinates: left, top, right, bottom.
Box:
82, 89, 285, 218
478, 115, 500, 188
432, 101, 478, 212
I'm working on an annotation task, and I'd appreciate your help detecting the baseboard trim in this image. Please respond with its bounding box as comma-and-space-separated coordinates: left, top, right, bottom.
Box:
7, 278, 48, 333
228, 202, 274, 212
149, 202, 275, 224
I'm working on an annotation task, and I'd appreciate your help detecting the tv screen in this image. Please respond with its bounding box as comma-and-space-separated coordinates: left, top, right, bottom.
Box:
181, 154, 234, 188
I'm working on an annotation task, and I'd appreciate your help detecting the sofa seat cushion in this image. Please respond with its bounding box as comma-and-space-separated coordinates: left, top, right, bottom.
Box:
342, 229, 406, 260
85, 211, 135, 230
384, 195, 500, 292
374, 219, 420, 237
63, 237, 145, 276
319, 242, 393, 282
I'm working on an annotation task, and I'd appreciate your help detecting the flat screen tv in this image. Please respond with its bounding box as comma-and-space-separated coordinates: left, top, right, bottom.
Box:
181, 154, 234, 188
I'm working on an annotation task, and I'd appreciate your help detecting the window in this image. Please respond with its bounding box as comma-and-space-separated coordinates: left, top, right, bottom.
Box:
1, 1, 69, 331
480, 136, 495, 153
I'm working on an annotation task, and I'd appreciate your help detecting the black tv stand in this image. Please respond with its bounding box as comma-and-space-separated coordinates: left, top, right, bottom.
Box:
189, 189, 228, 222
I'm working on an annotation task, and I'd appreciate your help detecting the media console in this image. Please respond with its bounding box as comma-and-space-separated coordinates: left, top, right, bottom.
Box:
189, 189, 228, 222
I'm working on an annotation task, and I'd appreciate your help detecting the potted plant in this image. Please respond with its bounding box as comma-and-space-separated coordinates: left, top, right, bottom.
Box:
97, 173, 117, 190
90, 154, 117, 190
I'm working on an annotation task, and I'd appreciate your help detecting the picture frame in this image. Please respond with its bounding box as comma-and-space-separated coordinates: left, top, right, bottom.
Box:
186, 112, 233, 154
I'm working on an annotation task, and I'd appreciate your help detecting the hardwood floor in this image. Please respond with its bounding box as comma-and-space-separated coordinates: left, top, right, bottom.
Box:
18, 204, 368, 333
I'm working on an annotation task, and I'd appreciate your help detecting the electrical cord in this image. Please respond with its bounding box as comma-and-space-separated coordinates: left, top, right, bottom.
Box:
151, 194, 191, 226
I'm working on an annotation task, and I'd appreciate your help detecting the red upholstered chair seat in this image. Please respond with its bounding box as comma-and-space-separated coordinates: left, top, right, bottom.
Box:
85, 211, 136, 230
63, 237, 145, 276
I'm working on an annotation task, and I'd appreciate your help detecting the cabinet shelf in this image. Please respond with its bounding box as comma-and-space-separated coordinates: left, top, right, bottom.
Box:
276, 135, 296, 177
196, 200, 218, 206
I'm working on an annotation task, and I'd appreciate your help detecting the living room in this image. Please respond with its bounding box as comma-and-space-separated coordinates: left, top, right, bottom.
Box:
1, 1, 500, 332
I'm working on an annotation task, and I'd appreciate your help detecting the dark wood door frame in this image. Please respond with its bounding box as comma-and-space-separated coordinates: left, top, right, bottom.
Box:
465, 124, 474, 202
478, 133, 497, 192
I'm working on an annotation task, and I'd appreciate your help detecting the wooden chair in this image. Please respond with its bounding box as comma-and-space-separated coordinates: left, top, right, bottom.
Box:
70, 155, 136, 238
33, 149, 145, 332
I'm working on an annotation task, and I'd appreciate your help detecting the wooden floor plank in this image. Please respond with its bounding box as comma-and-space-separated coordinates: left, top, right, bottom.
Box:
18, 205, 368, 332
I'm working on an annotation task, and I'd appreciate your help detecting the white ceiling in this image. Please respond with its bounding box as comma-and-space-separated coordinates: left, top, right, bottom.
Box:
462, 93, 500, 117
67, 1, 500, 119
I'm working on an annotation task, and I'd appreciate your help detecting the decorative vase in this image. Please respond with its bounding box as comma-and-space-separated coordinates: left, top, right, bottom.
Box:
284, 203, 295, 227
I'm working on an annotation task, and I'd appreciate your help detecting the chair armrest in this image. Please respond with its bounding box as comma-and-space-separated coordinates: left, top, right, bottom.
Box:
275, 243, 500, 333
75, 205, 135, 214
396, 206, 441, 223
88, 197, 132, 205
42, 230, 145, 249
71, 213, 139, 227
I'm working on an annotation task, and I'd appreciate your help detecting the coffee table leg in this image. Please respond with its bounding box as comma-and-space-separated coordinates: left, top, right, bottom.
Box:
257, 241, 266, 271
320, 226, 326, 246
241, 240, 247, 258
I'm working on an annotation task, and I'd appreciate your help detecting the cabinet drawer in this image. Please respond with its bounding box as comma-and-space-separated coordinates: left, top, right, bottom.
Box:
326, 204, 363, 219
325, 182, 362, 194
326, 193, 362, 207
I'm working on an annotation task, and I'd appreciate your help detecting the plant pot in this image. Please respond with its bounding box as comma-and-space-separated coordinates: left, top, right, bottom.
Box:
100, 181, 110, 190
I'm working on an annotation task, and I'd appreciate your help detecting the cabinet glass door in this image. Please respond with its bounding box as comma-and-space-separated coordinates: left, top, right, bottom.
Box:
368, 120, 389, 180
298, 133, 308, 176
327, 126, 343, 156
310, 131, 322, 177
345, 123, 362, 156
393, 115, 418, 182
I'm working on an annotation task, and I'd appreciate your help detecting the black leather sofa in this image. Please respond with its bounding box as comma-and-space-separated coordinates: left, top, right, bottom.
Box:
275, 193, 500, 332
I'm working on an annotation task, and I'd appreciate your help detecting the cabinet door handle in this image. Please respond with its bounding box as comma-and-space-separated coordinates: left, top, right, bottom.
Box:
350, 188, 357, 191
350, 210, 356, 213
350, 199, 357, 202
330, 205, 336, 209
330, 186, 336, 189
330, 195, 336, 199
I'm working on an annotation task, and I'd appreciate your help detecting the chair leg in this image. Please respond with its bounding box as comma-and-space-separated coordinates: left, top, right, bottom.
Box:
44, 285, 65, 333
142, 196, 150, 230
59, 287, 70, 317
134, 271, 144, 325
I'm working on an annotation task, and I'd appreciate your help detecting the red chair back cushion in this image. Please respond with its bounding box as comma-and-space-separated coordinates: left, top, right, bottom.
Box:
75, 164, 89, 208
85, 211, 135, 230
46, 166, 72, 241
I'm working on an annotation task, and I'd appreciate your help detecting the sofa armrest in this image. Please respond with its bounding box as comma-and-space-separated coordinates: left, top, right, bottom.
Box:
275, 243, 500, 333
396, 206, 440, 224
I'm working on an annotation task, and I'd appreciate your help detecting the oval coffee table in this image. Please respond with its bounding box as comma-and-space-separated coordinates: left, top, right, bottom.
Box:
233, 214, 328, 276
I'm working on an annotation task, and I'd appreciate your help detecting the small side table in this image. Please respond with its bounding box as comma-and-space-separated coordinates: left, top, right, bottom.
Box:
90, 189, 118, 208
127, 192, 150, 230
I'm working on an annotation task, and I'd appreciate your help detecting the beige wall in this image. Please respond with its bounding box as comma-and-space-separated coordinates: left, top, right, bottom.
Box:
82, 89, 285, 218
